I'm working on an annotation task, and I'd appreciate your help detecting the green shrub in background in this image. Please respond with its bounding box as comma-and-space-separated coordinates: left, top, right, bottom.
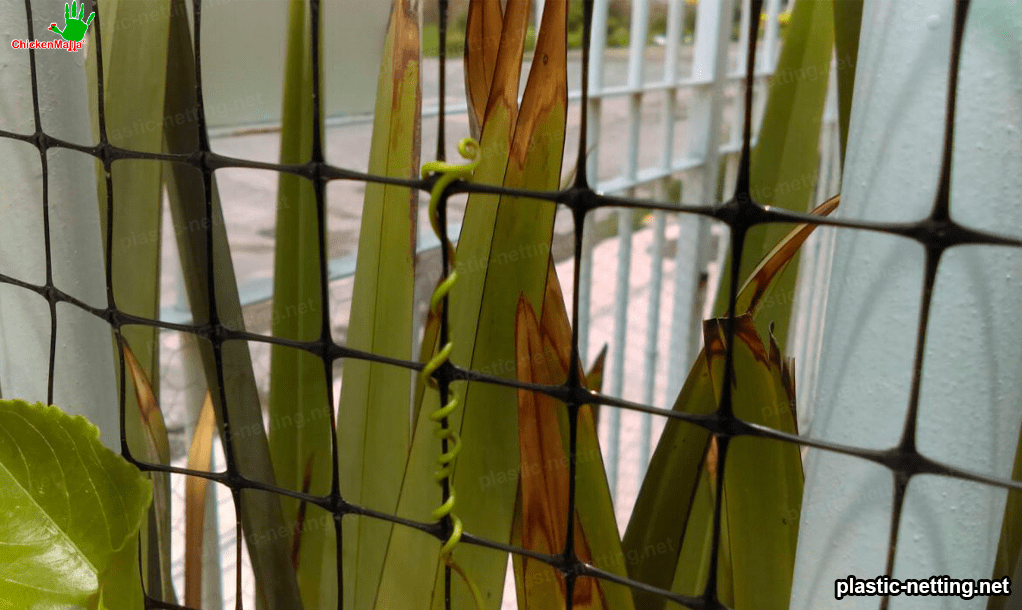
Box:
423, 17, 538, 56
423, 1, 629, 56
421, 0, 789, 57
568, 0, 586, 49
647, 2, 699, 44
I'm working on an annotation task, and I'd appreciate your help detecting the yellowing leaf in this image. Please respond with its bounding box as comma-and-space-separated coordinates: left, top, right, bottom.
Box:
586, 344, 608, 426
184, 391, 216, 608
122, 342, 169, 466
514, 296, 606, 610
465, 0, 504, 138
733, 194, 839, 317
508, 261, 634, 610
121, 341, 174, 600
586, 345, 608, 394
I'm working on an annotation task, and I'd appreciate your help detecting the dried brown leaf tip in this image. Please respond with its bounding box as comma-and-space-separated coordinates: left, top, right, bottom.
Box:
586, 344, 608, 393
465, 0, 503, 138
514, 294, 608, 609
768, 323, 798, 432
738, 193, 840, 316
122, 340, 170, 464
706, 435, 720, 495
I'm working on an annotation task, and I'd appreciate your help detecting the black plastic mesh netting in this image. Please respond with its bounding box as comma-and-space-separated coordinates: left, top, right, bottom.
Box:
2, 0, 1021, 609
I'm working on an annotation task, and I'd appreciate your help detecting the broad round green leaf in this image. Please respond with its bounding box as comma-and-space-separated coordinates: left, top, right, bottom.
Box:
0, 399, 152, 609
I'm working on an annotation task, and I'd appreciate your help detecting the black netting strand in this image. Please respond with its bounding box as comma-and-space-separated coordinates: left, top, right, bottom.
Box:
1, 0, 1021, 609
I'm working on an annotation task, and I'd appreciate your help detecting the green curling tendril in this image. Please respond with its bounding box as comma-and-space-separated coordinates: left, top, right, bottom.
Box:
419, 137, 485, 610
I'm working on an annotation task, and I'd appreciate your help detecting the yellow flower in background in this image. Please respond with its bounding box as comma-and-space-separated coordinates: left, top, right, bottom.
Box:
759, 7, 793, 26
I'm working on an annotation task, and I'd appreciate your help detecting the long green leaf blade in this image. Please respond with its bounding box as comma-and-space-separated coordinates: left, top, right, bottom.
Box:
703, 316, 801, 610
89, 0, 171, 598
439, 2, 567, 606
269, 1, 332, 606
374, 0, 534, 602
832, 0, 863, 164
663, 442, 722, 608
623, 344, 715, 610
625, 196, 833, 609
711, 0, 836, 352
374, 1, 569, 608
336, 1, 421, 608
161, 1, 303, 605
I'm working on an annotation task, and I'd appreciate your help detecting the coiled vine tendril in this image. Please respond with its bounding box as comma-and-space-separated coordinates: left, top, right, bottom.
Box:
419, 137, 485, 610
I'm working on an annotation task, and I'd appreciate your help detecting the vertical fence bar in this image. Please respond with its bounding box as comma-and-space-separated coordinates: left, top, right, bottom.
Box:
667, 0, 733, 400
801, 196, 836, 434
641, 201, 666, 469
606, 0, 651, 501
636, 0, 685, 474
606, 213, 629, 497
663, 0, 682, 152
579, 0, 609, 374
734, 0, 751, 76
761, 0, 782, 71
731, 0, 755, 163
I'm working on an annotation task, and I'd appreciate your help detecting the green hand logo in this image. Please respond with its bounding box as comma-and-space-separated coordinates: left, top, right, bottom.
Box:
49, 1, 94, 43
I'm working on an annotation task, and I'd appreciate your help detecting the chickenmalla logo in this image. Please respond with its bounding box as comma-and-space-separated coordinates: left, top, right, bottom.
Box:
10, 1, 93, 53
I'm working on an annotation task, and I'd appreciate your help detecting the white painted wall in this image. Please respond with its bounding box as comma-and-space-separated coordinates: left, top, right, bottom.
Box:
194, 0, 393, 129
792, 1, 1022, 608
0, 1, 119, 449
